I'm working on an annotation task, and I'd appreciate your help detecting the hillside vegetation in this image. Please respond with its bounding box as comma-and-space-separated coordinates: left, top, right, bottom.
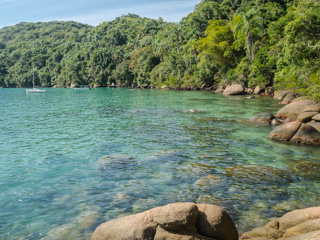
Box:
0, 0, 319, 99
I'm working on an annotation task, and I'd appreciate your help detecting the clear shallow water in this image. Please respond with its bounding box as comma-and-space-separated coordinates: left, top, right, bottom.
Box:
1, 88, 320, 239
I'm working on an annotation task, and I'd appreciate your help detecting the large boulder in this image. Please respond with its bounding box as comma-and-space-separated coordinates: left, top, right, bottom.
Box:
269, 121, 301, 141
290, 124, 320, 145
240, 207, 320, 240
92, 202, 238, 240
249, 112, 275, 124
312, 114, 320, 121
281, 92, 300, 104
297, 111, 319, 123
275, 100, 314, 119
222, 84, 245, 96
273, 90, 290, 100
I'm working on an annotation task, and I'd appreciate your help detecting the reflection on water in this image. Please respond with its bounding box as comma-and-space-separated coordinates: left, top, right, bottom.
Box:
0, 88, 320, 239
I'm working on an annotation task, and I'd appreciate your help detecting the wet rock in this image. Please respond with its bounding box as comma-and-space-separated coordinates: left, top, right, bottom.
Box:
307, 122, 320, 132
247, 96, 255, 99
274, 90, 290, 100
269, 121, 301, 141
78, 210, 99, 229
297, 111, 318, 123
46, 223, 79, 240
222, 84, 245, 96
265, 87, 274, 96
194, 175, 222, 187
224, 164, 293, 184
291, 161, 320, 180
240, 207, 320, 240
92, 202, 238, 240
290, 124, 320, 145
275, 100, 313, 119
97, 154, 133, 167
281, 92, 300, 104
186, 109, 201, 113
250, 112, 275, 124
312, 114, 320, 121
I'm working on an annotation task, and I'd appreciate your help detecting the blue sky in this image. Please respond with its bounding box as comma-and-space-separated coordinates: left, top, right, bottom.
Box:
0, 0, 201, 28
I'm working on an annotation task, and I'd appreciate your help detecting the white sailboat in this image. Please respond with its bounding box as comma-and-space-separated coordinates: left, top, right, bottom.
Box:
26, 68, 46, 93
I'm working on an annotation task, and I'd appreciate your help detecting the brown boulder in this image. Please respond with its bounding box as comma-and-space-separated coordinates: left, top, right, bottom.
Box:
269, 121, 301, 141
275, 100, 314, 119
297, 111, 318, 123
196, 204, 238, 240
240, 207, 320, 240
281, 92, 300, 104
92, 202, 238, 240
290, 124, 320, 145
222, 84, 245, 96
254, 86, 264, 95
302, 105, 320, 113
273, 90, 290, 100
307, 122, 320, 132
312, 114, 320, 121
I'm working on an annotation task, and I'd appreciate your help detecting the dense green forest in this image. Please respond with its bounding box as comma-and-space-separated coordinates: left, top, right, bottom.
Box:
0, 0, 320, 99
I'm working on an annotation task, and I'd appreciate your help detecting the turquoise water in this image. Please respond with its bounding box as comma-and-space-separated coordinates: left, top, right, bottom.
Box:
1, 88, 320, 239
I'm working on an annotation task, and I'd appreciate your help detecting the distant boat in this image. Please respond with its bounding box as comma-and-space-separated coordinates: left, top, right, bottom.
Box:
109, 82, 117, 88
26, 68, 46, 93
73, 85, 91, 90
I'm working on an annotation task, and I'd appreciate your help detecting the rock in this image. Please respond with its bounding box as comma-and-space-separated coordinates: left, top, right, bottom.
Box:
291, 161, 320, 180
194, 175, 222, 187
284, 116, 297, 123
312, 114, 320, 121
307, 122, 320, 132
297, 111, 318, 123
302, 105, 320, 113
290, 124, 320, 145
265, 87, 274, 96
281, 92, 300, 104
222, 84, 245, 96
215, 86, 224, 93
186, 109, 201, 113
224, 164, 293, 184
98, 154, 133, 167
240, 207, 320, 240
275, 100, 314, 119
92, 202, 238, 240
249, 112, 275, 124
197, 204, 238, 240
254, 86, 264, 95
269, 121, 301, 141
271, 119, 281, 126
247, 96, 255, 99
273, 90, 290, 100
246, 88, 254, 95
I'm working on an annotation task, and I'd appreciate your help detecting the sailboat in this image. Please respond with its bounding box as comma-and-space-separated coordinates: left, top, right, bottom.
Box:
26, 68, 46, 93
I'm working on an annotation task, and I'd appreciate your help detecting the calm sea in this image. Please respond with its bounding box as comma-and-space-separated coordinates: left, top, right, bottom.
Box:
1, 88, 320, 239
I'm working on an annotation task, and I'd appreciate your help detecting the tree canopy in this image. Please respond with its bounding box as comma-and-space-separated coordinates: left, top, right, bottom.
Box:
0, 0, 319, 100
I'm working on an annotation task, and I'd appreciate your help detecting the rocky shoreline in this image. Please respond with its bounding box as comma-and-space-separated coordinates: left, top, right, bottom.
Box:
92, 202, 320, 240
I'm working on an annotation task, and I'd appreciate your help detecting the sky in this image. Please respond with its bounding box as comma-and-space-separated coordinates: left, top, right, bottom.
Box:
0, 0, 201, 29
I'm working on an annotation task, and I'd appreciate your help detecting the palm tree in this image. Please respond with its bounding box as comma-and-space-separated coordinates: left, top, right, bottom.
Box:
234, 9, 264, 62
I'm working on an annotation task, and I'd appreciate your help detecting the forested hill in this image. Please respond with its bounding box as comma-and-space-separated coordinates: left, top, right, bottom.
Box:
0, 0, 320, 100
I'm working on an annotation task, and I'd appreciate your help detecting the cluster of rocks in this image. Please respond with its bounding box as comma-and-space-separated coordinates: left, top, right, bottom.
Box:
92, 202, 238, 240
216, 84, 274, 96
240, 206, 320, 240
91, 203, 320, 240
247, 89, 320, 146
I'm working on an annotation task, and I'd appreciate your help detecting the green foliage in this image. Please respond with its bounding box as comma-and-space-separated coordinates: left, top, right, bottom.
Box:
0, 0, 319, 101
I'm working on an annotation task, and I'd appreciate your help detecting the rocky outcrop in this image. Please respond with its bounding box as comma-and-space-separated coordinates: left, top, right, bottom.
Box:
249, 112, 275, 124
273, 90, 290, 100
222, 84, 245, 96
275, 100, 315, 119
269, 121, 302, 141
240, 207, 320, 240
92, 202, 238, 240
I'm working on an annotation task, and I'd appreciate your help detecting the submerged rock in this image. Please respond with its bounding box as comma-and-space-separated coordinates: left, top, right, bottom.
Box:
92, 202, 238, 240
97, 154, 133, 168
224, 164, 293, 184
291, 161, 320, 180
222, 84, 245, 96
240, 207, 320, 240
250, 112, 275, 124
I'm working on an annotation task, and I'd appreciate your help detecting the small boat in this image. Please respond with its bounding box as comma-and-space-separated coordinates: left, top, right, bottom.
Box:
109, 82, 117, 88
73, 85, 91, 90
26, 68, 46, 93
